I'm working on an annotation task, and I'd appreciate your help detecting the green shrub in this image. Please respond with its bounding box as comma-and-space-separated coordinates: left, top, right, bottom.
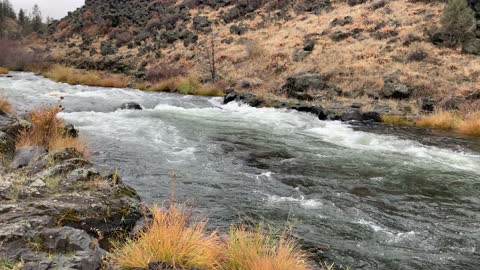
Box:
440, 0, 476, 45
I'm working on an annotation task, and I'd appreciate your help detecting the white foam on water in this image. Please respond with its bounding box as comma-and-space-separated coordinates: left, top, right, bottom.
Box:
264, 194, 323, 209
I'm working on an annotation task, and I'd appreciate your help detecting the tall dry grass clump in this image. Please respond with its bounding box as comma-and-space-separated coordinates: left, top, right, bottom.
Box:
44, 65, 129, 88
16, 106, 87, 155
225, 226, 310, 270
0, 67, 9, 74
113, 205, 224, 270
415, 110, 462, 130
0, 98, 12, 112
458, 111, 480, 136
138, 76, 223, 97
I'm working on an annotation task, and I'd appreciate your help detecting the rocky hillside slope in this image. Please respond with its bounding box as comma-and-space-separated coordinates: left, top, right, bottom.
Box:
44, 0, 480, 116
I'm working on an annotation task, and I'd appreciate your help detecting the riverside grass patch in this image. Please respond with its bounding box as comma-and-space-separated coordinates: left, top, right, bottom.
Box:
112, 205, 312, 270
136, 76, 224, 97
0, 67, 9, 74
16, 106, 88, 156
44, 65, 129, 88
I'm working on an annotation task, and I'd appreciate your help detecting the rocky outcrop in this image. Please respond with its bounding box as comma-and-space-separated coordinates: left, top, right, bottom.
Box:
381, 71, 412, 99
223, 91, 383, 123
282, 73, 342, 100
0, 114, 143, 269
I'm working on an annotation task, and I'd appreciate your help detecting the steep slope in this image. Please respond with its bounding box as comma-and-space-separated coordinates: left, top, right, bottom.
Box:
46, 0, 480, 118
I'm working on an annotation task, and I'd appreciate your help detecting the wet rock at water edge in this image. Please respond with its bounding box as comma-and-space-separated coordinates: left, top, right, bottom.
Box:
64, 124, 79, 138
341, 108, 364, 122
224, 92, 238, 104
119, 102, 143, 110
291, 105, 328, 120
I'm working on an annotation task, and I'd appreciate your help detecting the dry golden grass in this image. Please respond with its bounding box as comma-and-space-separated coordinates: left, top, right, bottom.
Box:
457, 112, 480, 136
225, 226, 310, 270
113, 205, 224, 270
44, 65, 129, 88
16, 106, 88, 155
0, 98, 12, 112
381, 115, 414, 126
0, 67, 9, 74
415, 110, 462, 130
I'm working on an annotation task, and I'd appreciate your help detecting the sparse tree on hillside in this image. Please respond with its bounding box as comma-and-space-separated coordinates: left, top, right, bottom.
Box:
31, 4, 43, 33
198, 32, 222, 83
440, 0, 476, 45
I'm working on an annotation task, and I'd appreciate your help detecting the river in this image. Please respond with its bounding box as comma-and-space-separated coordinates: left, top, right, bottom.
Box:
1, 72, 479, 269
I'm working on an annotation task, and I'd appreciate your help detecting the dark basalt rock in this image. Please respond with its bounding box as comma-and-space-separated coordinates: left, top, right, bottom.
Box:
64, 124, 79, 138
282, 73, 327, 100
224, 92, 238, 104
341, 108, 364, 122
381, 71, 412, 99
119, 102, 143, 110
362, 111, 382, 122
291, 105, 328, 120
330, 16, 353, 27
420, 97, 436, 112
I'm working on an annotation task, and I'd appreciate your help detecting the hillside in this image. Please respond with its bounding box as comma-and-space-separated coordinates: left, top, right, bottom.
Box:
41, 0, 480, 121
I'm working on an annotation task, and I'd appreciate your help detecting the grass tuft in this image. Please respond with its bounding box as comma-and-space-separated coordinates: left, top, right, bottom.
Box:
44, 65, 129, 88
225, 226, 310, 270
16, 106, 87, 155
0, 98, 12, 112
0, 67, 9, 74
113, 205, 224, 270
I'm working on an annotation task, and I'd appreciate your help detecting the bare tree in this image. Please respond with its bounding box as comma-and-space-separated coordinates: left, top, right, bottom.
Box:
197, 32, 223, 83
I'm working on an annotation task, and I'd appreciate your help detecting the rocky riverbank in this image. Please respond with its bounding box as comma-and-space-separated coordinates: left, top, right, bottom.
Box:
0, 110, 143, 269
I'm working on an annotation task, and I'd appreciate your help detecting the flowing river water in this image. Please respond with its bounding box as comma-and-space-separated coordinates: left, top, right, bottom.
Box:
1, 72, 480, 269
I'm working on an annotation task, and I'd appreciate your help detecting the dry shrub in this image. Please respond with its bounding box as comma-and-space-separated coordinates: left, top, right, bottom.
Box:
16, 106, 87, 155
145, 63, 186, 83
245, 39, 267, 60
225, 226, 310, 270
113, 205, 224, 269
44, 65, 129, 88
0, 67, 8, 74
0, 98, 12, 112
415, 110, 462, 130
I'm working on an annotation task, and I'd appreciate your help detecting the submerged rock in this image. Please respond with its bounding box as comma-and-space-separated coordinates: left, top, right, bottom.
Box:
119, 102, 143, 110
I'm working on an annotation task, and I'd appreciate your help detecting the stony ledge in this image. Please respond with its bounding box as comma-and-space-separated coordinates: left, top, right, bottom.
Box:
0, 111, 144, 270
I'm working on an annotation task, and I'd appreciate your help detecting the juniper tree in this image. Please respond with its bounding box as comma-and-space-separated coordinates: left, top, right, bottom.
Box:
440, 0, 476, 45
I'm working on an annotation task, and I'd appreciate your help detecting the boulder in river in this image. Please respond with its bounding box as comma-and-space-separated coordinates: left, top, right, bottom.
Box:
119, 102, 142, 110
